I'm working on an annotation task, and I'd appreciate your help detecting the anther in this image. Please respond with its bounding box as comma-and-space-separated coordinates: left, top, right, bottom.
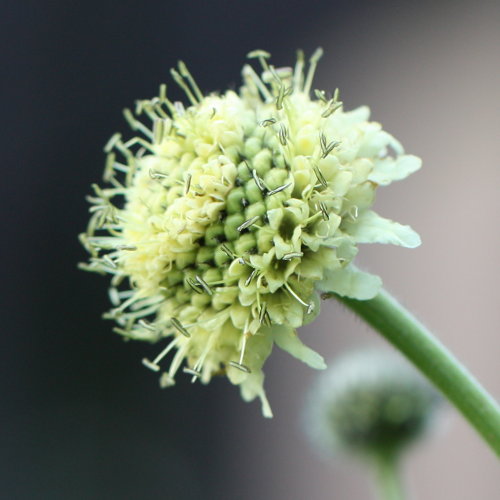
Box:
221, 243, 235, 259
278, 124, 288, 146
320, 133, 340, 158
186, 277, 203, 294
104, 133, 122, 153
237, 216, 260, 232
116, 244, 137, 251
171, 317, 191, 337
149, 168, 168, 180
312, 164, 328, 188
153, 118, 165, 144
247, 49, 271, 73
267, 182, 291, 196
142, 358, 161, 372
159, 372, 175, 388
276, 84, 286, 110
244, 269, 258, 287
252, 169, 267, 192
185, 173, 192, 195
314, 89, 328, 103
228, 361, 251, 373
183, 367, 202, 379
260, 117, 277, 127
317, 201, 330, 220
282, 252, 304, 260
195, 275, 213, 295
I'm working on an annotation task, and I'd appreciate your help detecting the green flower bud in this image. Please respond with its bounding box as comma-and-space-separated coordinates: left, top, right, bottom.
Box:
305, 349, 441, 457
80, 50, 422, 416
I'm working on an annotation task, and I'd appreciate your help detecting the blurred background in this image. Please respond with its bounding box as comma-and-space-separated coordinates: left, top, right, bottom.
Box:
2, 0, 499, 498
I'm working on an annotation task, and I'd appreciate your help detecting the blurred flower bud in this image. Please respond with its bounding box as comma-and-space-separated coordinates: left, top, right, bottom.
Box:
305, 349, 442, 458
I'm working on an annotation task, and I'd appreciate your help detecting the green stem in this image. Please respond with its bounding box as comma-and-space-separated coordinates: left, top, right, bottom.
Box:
332, 289, 500, 456
373, 452, 404, 500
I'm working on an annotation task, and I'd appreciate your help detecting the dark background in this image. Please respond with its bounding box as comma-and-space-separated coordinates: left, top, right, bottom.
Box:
2, 1, 499, 499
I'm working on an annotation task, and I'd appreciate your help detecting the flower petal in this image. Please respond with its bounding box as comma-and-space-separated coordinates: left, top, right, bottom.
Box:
317, 265, 382, 300
369, 155, 421, 186
269, 325, 326, 370
344, 210, 421, 248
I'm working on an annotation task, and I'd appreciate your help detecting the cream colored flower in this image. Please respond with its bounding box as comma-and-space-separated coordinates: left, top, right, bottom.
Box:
80, 49, 421, 416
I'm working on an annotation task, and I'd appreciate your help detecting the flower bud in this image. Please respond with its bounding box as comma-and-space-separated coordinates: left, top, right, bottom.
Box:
305, 349, 441, 457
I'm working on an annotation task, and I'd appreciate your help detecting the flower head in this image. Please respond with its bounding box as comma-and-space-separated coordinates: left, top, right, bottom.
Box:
304, 349, 441, 457
80, 49, 421, 416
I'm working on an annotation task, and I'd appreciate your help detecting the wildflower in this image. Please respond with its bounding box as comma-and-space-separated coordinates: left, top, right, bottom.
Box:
80, 49, 421, 416
304, 349, 441, 457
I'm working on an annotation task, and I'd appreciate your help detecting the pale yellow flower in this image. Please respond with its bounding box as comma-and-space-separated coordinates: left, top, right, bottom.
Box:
80, 49, 421, 416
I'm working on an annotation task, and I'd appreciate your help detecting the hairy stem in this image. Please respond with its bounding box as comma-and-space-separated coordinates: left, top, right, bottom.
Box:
331, 289, 500, 456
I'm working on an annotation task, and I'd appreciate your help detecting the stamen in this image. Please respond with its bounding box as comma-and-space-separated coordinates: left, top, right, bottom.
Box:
152, 337, 181, 365
171, 317, 191, 337
149, 168, 168, 180
285, 282, 313, 311
293, 49, 305, 92
104, 133, 122, 153
267, 182, 291, 196
108, 287, 120, 306
116, 244, 137, 251
242, 64, 273, 102
177, 61, 203, 102
282, 252, 304, 260
170, 68, 198, 105
228, 361, 251, 373
252, 169, 267, 192
321, 100, 342, 118
142, 358, 160, 372
244, 269, 258, 287
195, 275, 213, 296
258, 302, 268, 324
260, 117, 276, 127
276, 84, 286, 110
220, 243, 235, 259
123, 108, 153, 139
304, 47, 324, 95
183, 367, 202, 382
138, 319, 156, 332
153, 118, 166, 144
320, 133, 340, 158
184, 173, 192, 195
186, 277, 202, 294
317, 201, 330, 220
103, 255, 117, 269
103, 152, 116, 182
247, 49, 271, 73
159, 372, 175, 388
278, 124, 288, 146
237, 216, 260, 232
314, 89, 328, 103
312, 163, 328, 188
